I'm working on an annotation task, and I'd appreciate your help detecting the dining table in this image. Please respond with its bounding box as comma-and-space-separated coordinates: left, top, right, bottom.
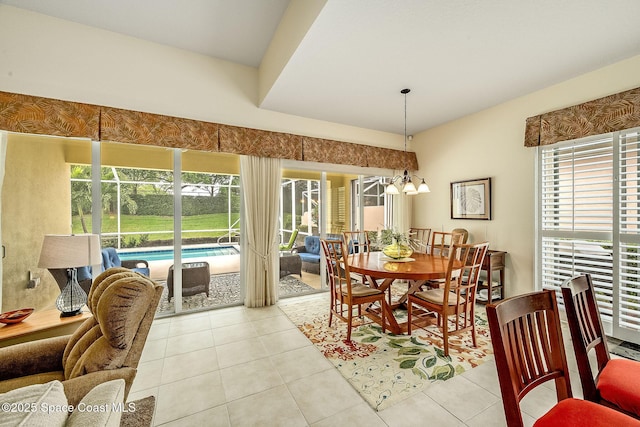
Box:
346, 251, 463, 334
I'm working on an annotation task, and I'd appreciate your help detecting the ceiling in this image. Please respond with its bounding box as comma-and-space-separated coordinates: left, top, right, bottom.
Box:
3, 0, 640, 135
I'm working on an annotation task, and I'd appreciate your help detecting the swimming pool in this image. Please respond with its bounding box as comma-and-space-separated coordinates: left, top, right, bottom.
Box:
118, 246, 239, 262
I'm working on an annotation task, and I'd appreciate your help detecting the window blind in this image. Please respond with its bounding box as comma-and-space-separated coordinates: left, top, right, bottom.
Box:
539, 128, 640, 341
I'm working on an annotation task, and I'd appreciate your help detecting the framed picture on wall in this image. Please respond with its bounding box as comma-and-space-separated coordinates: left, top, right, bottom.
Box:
450, 177, 492, 220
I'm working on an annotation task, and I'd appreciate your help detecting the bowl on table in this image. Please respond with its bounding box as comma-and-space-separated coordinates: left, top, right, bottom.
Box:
0, 308, 34, 324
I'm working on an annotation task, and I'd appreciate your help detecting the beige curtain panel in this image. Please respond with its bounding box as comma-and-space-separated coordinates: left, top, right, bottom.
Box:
240, 155, 282, 307
525, 86, 640, 147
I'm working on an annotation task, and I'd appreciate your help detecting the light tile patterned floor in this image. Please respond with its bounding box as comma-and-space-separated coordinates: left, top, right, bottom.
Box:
129, 293, 587, 426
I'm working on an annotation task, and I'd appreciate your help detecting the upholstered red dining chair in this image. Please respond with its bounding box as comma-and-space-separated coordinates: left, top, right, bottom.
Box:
487, 290, 640, 427
562, 274, 640, 419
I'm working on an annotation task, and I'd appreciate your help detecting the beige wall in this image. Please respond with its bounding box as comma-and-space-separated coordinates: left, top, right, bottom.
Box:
2, 134, 72, 311
412, 55, 640, 298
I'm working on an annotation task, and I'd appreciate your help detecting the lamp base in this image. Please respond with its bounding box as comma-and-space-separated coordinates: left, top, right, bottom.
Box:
60, 308, 83, 318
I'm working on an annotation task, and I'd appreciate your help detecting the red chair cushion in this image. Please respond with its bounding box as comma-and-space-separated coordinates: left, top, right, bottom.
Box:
598, 358, 640, 416
534, 398, 640, 427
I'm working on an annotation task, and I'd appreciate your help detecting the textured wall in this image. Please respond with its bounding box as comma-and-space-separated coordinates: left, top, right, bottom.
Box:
2, 134, 71, 311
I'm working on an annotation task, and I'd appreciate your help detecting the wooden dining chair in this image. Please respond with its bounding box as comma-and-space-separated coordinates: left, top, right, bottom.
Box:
409, 227, 431, 254
429, 231, 464, 257
407, 241, 489, 356
561, 274, 640, 419
487, 290, 640, 427
426, 231, 466, 288
320, 239, 386, 342
342, 230, 373, 254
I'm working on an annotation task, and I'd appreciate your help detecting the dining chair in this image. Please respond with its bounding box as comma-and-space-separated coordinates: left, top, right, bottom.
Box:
425, 231, 467, 289
407, 241, 489, 356
320, 239, 386, 342
408, 227, 431, 254
561, 274, 640, 419
429, 231, 464, 257
342, 230, 373, 254
487, 290, 640, 427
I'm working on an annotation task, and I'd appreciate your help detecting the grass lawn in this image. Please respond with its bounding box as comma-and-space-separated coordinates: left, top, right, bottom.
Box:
72, 213, 240, 241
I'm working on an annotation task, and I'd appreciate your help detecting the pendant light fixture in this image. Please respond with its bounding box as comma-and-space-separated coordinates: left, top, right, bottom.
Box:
385, 88, 430, 195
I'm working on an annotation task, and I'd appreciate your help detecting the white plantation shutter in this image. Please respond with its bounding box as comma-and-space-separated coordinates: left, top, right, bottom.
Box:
539, 129, 640, 341
619, 130, 640, 332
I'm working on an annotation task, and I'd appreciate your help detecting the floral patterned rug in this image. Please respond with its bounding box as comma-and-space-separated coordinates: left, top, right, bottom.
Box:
279, 293, 494, 411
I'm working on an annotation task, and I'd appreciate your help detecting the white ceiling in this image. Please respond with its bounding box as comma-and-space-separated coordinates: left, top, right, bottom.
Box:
3, 0, 640, 135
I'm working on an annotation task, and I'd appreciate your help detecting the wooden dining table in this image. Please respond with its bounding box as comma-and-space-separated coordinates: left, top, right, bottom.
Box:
346, 251, 463, 334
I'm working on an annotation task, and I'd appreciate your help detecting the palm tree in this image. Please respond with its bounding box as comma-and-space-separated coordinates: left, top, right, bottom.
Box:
71, 165, 92, 233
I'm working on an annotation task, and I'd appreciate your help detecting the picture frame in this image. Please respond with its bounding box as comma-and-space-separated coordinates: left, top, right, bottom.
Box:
450, 177, 492, 220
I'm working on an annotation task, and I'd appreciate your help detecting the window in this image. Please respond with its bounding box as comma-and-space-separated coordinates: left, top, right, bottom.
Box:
538, 128, 640, 343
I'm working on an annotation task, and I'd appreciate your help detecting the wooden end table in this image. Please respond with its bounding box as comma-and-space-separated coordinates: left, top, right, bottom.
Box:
0, 308, 91, 348
477, 250, 506, 304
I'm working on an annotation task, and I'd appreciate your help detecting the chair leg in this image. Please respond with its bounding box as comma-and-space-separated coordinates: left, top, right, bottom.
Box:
471, 312, 477, 348
442, 316, 449, 356
347, 306, 353, 342
380, 299, 386, 334
407, 300, 412, 334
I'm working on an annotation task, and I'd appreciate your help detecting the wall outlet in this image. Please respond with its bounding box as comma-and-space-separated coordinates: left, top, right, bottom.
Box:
27, 271, 40, 289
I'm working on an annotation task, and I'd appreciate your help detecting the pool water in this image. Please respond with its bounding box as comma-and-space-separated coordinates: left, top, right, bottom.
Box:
118, 246, 239, 262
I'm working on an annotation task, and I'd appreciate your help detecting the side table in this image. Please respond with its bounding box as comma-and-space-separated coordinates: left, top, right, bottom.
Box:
167, 262, 211, 300
477, 250, 506, 304
280, 254, 302, 278
0, 308, 91, 348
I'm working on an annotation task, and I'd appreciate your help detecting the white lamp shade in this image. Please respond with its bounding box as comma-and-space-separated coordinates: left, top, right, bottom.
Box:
402, 181, 417, 193
385, 183, 400, 195
38, 234, 102, 268
417, 180, 431, 193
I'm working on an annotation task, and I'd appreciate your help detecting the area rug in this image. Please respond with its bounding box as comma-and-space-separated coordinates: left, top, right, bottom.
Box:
120, 396, 155, 427
157, 273, 316, 313
279, 294, 494, 411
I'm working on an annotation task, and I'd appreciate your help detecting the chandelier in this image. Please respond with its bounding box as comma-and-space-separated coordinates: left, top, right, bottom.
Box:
385, 88, 430, 195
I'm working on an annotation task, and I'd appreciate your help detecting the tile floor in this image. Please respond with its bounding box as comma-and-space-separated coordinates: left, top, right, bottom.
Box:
130, 293, 595, 427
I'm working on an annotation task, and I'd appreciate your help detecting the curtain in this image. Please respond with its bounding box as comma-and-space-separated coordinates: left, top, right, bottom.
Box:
240, 155, 282, 307
0, 132, 7, 307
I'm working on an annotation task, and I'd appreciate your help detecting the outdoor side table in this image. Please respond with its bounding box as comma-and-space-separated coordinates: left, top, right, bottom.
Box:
279, 254, 302, 278
167, 262, 211, 300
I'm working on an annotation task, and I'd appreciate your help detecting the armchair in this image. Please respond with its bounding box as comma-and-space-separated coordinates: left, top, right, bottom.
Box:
101, 247, 150, 276
0, 267, 163, 406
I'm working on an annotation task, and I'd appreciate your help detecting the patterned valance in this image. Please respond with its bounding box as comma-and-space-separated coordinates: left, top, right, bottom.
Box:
525, 86, 640, 147
366, 146, 418, 171
101, 107, 218, 151
302, 137, 418, 170
219, 125, 302, 160
302, 137, 368, 167
0, 91, 419, 171
0, 91, 99, 139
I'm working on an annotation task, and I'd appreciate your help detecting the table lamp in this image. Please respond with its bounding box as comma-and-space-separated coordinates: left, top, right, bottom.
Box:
38, 234, 101, 317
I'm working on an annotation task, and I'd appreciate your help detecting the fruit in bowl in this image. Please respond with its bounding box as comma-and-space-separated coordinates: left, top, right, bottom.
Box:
0, 308, 34, 324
